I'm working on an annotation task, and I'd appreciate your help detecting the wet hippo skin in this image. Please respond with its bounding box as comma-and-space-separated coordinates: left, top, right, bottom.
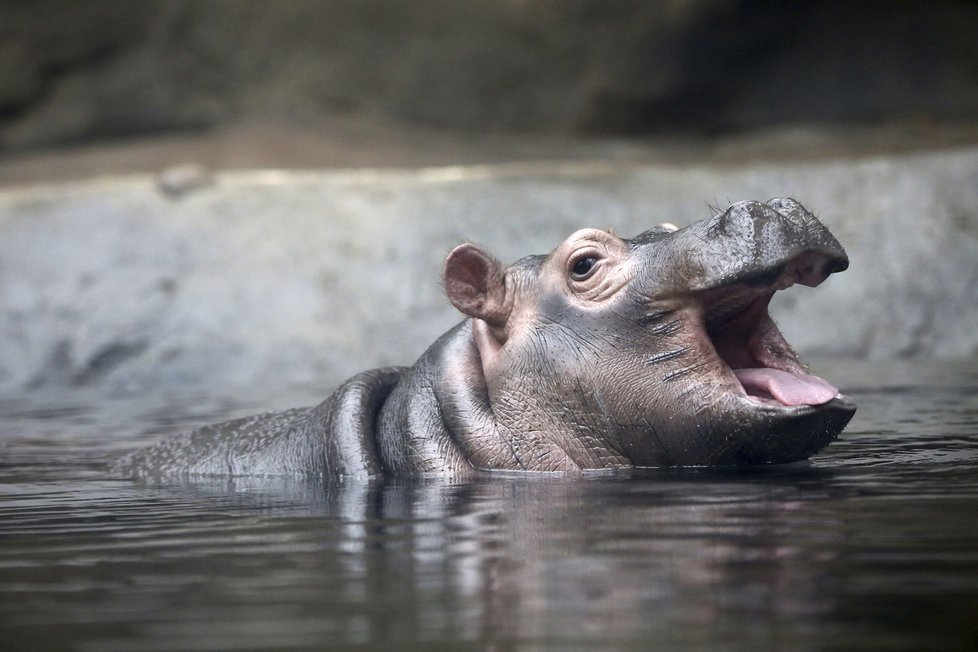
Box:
119, 198, 856, 479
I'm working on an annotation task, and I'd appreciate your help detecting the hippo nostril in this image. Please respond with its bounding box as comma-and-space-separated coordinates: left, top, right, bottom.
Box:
767, 197, 803, 216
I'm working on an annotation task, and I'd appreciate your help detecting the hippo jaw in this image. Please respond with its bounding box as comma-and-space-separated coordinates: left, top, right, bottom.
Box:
653, 247, 856, 466
669, 284, 857, 465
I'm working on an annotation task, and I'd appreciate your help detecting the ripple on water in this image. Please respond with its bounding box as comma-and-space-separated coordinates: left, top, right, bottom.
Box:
1, 361, 977, 651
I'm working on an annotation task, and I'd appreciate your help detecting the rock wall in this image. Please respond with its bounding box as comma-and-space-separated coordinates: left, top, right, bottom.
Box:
3, 1, 978, 150
1, 148, 976, 394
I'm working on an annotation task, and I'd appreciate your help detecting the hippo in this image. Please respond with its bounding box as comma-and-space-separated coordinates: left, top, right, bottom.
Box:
119, 198, 855, 479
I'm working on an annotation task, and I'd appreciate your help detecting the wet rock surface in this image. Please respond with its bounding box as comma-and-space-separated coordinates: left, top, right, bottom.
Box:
1, 146, 975, 394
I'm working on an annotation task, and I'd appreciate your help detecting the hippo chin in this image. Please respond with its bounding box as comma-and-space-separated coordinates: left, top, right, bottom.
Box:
120, 198, 856, 479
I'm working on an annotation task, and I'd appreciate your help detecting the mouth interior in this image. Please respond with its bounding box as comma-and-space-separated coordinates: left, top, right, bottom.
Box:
700, 258, 840, 408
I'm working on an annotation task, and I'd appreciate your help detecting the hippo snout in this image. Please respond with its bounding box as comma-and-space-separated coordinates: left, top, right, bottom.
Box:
646, 198, 849, 294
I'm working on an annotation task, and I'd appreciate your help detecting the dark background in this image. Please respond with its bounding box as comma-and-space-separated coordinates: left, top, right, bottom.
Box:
2, 0, 978, 155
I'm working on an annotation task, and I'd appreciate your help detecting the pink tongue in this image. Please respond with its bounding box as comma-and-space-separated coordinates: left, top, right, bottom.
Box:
734, 368, 838, 406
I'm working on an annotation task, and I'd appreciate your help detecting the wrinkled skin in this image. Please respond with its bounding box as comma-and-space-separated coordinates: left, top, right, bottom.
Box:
120, 198, 856, 480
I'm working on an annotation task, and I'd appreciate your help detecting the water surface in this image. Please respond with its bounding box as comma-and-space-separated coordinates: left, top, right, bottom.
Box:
1, 361, 977, 651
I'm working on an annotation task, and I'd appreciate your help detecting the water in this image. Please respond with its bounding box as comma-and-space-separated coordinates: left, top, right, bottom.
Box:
1, 361, 977, 651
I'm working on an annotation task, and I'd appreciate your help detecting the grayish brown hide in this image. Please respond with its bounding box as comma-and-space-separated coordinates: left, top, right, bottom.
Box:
119, 199, 856, 480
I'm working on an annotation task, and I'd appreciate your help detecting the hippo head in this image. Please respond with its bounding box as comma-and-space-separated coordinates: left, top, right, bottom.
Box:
443, 198, 856, 470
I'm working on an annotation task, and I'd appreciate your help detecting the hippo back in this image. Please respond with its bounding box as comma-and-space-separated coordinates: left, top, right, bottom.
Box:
118, 367, 407, 480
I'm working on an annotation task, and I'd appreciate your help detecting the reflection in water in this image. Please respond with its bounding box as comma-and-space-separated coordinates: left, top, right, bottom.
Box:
1, 362, 977, 650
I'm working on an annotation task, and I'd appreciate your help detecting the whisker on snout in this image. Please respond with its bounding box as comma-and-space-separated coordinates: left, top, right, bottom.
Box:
646, 345, 692, 365
662, 361, 708, 382
638, 307, 679, 326
648, 319, 683, 337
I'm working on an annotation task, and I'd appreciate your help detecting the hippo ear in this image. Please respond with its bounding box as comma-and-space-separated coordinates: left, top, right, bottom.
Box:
443, 243, 510, 328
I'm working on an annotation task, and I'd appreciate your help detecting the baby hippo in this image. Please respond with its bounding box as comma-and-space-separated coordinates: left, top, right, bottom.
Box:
120, 198, 856, 479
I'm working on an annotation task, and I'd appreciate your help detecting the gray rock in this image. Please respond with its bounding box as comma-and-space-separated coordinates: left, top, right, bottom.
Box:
0, 147, 976, 394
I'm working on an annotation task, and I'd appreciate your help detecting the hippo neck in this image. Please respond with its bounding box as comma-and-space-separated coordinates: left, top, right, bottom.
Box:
376, 321, 580, 474
427, 321, 582, 473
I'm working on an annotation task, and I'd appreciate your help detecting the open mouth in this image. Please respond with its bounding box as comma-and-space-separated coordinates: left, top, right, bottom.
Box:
699, 252, 844, 409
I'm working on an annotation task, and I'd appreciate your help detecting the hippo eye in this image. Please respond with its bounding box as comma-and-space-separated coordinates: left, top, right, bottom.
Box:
570, 256, 599, 280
